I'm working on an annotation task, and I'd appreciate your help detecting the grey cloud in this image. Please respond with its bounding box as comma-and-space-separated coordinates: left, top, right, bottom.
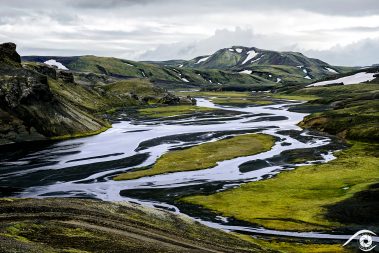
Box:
303, 26, 379, 33
139, 27, 296, 60
2, 0, 379, 16
304, 38, 379, 66
140, 27, 379, 66
1, 0, 378, 65
66, 0, 158, 9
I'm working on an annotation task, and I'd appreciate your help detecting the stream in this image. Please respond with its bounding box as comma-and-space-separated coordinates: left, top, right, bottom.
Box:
1, 98, 377, 243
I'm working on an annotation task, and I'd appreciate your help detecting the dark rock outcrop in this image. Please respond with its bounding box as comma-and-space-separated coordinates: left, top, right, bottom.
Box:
24, 63, 57, 79
158, 93, 196, 105
57, 70, 74, 83
0, 42, 21, 66
0, 42, 108, 145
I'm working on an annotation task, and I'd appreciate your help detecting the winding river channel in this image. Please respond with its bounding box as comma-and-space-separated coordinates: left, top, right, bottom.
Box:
1, 98, 377, 243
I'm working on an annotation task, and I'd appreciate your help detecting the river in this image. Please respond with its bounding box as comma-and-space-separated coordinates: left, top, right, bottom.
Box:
2, 98, 376, 243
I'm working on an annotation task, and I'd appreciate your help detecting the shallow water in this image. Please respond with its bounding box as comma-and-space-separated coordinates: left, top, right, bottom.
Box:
1, 98, 367, 242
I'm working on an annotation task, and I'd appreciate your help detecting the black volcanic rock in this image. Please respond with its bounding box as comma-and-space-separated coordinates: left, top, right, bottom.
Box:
0, 42, 21, 66
0, 46, 53, 109
57, 70, 74, 83
0, 43, 108, 144
28, 64, 58, 79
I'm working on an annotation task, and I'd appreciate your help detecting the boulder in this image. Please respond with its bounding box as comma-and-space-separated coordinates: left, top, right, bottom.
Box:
158, 93, 181, 105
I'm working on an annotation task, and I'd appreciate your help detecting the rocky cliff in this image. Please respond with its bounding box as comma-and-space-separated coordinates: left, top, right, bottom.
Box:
0, 42, 109, 145
0, 42, 194, 145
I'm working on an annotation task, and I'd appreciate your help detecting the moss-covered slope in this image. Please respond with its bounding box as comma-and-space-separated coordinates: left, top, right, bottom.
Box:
0, 198, 273, 253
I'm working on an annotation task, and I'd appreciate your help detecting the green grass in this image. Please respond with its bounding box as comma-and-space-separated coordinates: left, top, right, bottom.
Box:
271, 94, 319, 101
182, 142, 379, 231
237, 234, 351, 253
50, 126, 110, 140
175, 91, 274, 105
211, 97, 273, 105
114, 134, 275, 180
138, 105, 215, 118
104, 78, 162, 97
177, 91, 251, 98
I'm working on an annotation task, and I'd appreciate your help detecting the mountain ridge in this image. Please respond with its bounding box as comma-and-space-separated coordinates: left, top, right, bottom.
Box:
22, 45, 358, 91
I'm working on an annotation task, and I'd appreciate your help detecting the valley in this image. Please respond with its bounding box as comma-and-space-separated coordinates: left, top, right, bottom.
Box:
0, 42, 378, 252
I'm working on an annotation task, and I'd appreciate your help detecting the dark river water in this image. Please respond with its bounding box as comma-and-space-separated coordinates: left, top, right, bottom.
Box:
1, 98, 376, 243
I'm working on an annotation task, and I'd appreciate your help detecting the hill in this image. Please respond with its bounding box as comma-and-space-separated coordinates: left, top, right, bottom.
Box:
22, 55, 277, 91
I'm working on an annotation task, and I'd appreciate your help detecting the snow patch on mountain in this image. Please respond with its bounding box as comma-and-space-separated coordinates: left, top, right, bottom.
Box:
239, 70, 252, 74
308, 72, 376, 87
251, 55, 264, 63
304, 75, 312, 79
44, 59, 68, 70
276, 78, 282, 83
181, 77, 189, 82
196, 56, 210, 64
235, 48, 243, 53
241, 50, 258, 65
325, 67, 338, 73
124, 62, 135, 67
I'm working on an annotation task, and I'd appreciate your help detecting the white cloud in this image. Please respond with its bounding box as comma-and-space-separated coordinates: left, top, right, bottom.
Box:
0, 0, 378, 66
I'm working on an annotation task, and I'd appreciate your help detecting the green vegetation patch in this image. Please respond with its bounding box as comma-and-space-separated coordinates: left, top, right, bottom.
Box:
138, 105, 215, 118
104, 78, 162, 97
182, 142, 379, 231
176, 91, 275, 106
114, 133, 275, 180
177, 91, 251, 98
271, 94, 319, 101
237, 234, 352, 253
211, 97, 273, 105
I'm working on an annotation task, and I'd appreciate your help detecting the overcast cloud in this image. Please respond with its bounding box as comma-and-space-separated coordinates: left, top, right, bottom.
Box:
0, 0, 378, 65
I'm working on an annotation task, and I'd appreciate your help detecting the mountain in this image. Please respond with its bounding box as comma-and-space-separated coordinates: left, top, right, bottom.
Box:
22, 46, 358, 92
22, 55, 278, 90
153, 46, 357, 85
183, 46, 328, 69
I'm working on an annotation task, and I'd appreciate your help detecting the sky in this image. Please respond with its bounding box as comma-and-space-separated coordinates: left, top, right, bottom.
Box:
1, 0, 379, 66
